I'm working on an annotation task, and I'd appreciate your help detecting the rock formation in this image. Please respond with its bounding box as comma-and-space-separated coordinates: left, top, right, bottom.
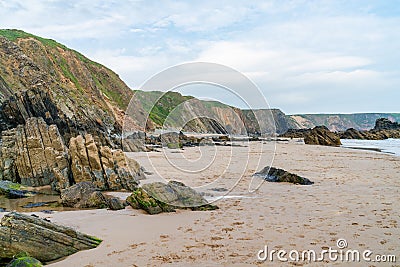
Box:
126, 181, 218, 214
374, 118, 400, 130
0, 118, 144, 191
60, 182, 108, 209
0, 117, 70, 190
280, 126, 341, 146
340, 118, 400, 140
253, 166, 314, 185
67, 133, 144, 191
303, 126, 341, 146
0, 212, 101, 263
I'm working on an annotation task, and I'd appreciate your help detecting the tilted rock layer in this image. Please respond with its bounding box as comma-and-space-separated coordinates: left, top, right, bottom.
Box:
0, 117, 69, 189
0, 117, 144, 190
0, 212, 101, 262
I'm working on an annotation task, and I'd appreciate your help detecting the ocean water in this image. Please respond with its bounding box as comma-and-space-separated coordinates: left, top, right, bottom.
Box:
341, 138, 400, 156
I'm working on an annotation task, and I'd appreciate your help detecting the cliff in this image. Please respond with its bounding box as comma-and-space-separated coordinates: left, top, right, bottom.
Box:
289, 113, 400, 132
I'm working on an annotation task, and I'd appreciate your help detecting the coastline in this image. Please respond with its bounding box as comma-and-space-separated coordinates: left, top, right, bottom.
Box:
1, 141, 395, 266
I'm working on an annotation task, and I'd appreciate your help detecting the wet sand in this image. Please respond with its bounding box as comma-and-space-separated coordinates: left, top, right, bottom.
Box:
3, 141, 398, 266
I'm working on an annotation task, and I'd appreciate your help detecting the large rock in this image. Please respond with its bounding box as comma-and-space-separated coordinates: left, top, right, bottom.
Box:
303, 126, 341, 146
0, 212, 101, 262
0, 117, 70, 190
127, 181, 218, 215
60, 182, 107, 209
69, 134, 143, 191
253, 166, 314, 185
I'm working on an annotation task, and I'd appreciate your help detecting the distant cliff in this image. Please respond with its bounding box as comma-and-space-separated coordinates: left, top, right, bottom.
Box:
289, 113, 400, 132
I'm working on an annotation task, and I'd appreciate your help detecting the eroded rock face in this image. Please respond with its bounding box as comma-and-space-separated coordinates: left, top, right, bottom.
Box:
0, 119, 144, 191
69, 134, 143, 191
0, 117, 70, 190
0, 212, 101, 262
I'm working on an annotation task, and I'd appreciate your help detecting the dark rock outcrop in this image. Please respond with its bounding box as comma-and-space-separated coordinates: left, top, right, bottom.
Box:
374, 118, 400, 130
127, 181, 218, 215
253, 167, 314, 185
339, 118, 400, 140
280, 126, 341, 146
303, 126, 341, 146
0, 212, 101, 262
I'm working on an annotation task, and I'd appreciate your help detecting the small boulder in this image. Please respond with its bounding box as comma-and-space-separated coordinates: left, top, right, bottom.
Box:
107, 197, 125, 210
60, 182, 107, 209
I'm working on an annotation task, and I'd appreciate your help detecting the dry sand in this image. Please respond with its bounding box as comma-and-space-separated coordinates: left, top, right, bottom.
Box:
10, 141, 399, 266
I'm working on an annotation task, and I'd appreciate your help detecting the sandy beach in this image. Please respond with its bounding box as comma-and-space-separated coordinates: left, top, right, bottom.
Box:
4, 141, 398, 266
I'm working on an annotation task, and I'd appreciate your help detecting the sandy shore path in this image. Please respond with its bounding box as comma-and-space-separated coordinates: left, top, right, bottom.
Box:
32, 141, 399, 266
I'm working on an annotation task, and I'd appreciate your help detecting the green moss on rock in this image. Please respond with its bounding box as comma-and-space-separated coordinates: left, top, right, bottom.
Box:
6, 256, 43, 267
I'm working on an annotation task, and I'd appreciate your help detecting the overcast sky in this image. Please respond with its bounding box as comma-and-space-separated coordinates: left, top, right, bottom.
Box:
1, 0, 399, 114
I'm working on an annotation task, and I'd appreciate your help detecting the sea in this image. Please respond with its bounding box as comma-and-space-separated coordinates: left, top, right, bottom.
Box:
341, 138, 400, 156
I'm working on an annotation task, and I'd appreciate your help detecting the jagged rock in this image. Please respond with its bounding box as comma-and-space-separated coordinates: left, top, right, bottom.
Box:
281, 126, 341, 146
0, 181, 36, 198
374, 118, 400, 130
0, 117, 70, 190
253, 167, 314, 185
0, 127, 143, 191
127, 181, 218, 215
6, 256, 43, 267
303, 126, 341, 146
60, 182, 107, 209
0, 212, 101, 262
69, 134, 143, 191
0, 32, 133, 148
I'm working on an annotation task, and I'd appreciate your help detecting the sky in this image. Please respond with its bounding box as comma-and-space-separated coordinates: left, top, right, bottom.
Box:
0, 0, 399, 114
